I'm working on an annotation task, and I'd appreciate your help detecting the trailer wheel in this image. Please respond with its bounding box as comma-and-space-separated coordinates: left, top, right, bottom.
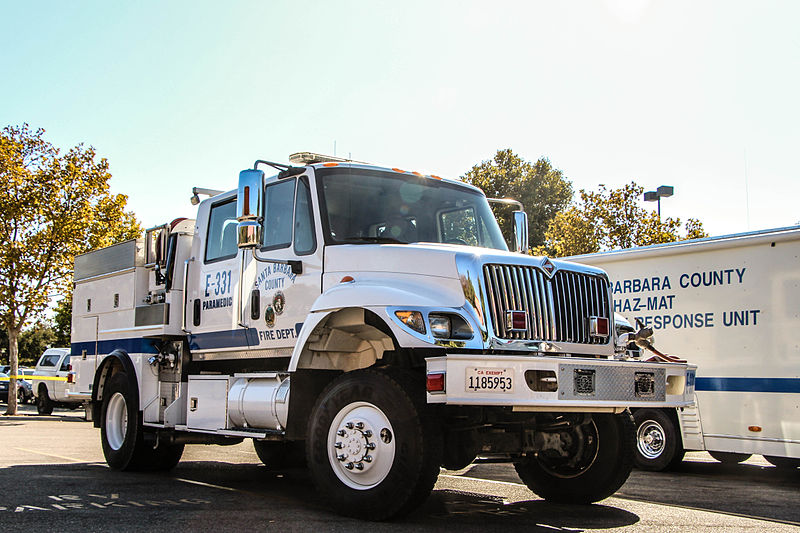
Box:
764, 456, 800, 470
514, 412, 635, 504
708, 451, 751, 464
101, 372, 184, 471
306, 368, 442, 521
632, 409, 685, 471
36, 385, 53, 415
253, 440, 306, 469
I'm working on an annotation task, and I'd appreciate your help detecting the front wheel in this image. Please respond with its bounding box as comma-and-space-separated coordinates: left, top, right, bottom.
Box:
515, 412, 636, 504
306, 368, 442, 521
632, 409, 684, 471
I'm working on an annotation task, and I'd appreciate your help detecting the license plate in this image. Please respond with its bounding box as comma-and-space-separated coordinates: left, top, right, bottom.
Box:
465, 367, 514, 393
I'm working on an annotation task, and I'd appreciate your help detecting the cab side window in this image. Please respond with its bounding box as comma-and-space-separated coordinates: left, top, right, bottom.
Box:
262, 179, 295, 250
205, 200, 238, 263
294, 176, 316, 255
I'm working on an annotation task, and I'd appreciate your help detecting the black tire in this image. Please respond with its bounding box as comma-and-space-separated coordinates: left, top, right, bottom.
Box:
17, 388, 26, 404
306, 367, 442, 521
37, 386, 54, 415
632, 409, 685, 471
764, 456, 800, 470
253, 440, 306, 469
708, 451, 751, 464
100, 372, 184, 471
514, 412, 636, 504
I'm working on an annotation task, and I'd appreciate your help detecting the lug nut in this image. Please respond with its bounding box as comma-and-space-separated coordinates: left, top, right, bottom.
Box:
334, 442, 343, 449
355, 421, 364, 429
363, 455, 373, 463
345, 422, 354, 429
337, 429, 346, 436
355, 462, 364, 470
346, 462, 354, 470
363, 430, 373, 438
366, 442, 376, 450
337, 454, 347, 462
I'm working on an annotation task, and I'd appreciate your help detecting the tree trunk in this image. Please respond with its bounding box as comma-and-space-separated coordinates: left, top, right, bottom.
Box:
5, 328, 20, 415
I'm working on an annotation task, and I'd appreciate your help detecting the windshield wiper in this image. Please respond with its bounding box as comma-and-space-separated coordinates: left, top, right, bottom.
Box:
337, 236, 406, 244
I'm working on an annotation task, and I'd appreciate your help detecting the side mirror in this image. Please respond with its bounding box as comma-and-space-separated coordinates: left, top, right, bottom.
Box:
513, 211, 529, 254
237, 169, 264, 248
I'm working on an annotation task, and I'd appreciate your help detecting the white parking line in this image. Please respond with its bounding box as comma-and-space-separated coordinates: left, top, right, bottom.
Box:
13, 448, 86, 463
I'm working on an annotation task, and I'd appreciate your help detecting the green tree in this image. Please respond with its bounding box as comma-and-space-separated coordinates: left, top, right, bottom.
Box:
462, 149, 573, 249
52, 294, 72, 348
18, 323, 57, 366
539, 182, 707, 257
0, 124, 141, 414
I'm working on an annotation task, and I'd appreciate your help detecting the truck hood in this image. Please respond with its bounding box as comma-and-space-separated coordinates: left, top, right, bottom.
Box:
324, 243, 608, 279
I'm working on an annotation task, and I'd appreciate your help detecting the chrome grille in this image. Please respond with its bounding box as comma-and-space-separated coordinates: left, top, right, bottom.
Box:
483, 264, 610, 344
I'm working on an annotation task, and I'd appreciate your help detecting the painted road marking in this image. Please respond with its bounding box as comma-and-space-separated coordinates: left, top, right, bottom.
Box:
13, 448, 86, 463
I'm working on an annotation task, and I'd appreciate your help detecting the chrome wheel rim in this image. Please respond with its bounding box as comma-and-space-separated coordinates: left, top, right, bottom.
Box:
327, 401, 395, 490
636, 419, 665, 459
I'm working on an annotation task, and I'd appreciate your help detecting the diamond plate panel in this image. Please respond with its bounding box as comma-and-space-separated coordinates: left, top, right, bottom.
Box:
558, 363, 666, 401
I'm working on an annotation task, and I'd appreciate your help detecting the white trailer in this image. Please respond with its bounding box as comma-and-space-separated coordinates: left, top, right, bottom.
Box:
70, 153, 694, 520
571, 227, 800, 471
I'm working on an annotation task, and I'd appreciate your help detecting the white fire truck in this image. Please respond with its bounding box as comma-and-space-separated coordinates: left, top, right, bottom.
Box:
71, 153, 695, 520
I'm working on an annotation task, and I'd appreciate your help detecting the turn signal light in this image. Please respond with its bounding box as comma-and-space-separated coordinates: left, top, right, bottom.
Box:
395, 310, 426, 334
426, 372, 445, 393
748, 426, 762, 433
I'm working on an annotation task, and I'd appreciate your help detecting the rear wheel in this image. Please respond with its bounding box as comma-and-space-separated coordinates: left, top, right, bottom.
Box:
632, 409, 684, 471
764, 456, 800, 470
514, 412, 636, 504
306, 368, 442, 521
36, 386, 53, 415
708, 451, 751, 464
101, 372, 184, 471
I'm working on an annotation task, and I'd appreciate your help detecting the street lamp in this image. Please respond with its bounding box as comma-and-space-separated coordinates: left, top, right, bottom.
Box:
644, 185, 674, 218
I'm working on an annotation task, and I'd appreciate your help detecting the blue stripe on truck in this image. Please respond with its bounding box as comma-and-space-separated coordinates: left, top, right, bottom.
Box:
695, 377, 800, 393
70, 328, 261, 356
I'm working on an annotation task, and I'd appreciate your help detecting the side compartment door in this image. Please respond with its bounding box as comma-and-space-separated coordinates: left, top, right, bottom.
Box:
186, 197, 254, 356
244, 175, 322, 357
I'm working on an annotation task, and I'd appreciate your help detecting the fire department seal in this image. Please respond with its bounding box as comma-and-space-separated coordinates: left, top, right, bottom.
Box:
273, 291, 285, 316
264, 305, 275, 328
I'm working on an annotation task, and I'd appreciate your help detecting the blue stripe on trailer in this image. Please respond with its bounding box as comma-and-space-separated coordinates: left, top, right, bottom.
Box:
695, 377, 800, 393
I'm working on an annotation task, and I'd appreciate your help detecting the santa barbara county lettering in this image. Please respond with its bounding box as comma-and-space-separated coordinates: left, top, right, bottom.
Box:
611, 266, 761, 330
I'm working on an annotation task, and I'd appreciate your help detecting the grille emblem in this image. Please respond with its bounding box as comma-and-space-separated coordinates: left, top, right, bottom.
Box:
541, 257, 556, 277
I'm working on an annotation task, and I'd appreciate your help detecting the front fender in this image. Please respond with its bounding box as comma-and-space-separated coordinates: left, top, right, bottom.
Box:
290, 278, 479, 371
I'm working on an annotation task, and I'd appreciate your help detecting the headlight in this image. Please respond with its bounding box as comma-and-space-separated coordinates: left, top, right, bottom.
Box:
429, 313, 473, 339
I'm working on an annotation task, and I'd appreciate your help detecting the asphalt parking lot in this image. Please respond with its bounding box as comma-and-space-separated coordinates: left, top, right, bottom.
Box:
1, 404, 798, 532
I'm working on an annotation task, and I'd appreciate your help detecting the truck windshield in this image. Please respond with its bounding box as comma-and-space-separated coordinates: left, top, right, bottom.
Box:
316, 168, 508, 251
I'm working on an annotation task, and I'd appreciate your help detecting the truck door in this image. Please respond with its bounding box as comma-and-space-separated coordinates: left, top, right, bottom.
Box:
186, 196, 254, 356
242, 175, 322, 357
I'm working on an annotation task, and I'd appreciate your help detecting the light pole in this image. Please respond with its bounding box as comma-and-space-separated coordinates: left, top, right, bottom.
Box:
644, 185, 674, 218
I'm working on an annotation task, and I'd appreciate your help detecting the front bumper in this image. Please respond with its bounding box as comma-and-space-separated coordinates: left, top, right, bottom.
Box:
425, 354, 696, 410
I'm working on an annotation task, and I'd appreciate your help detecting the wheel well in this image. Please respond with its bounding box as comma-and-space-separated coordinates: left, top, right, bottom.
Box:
294, 308, 398, 372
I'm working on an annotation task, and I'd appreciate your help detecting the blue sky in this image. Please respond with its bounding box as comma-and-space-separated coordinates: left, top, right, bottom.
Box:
2, 1, 798, 236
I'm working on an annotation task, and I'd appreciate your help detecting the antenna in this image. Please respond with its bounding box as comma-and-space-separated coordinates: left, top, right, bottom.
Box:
744, 149, 751, 230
